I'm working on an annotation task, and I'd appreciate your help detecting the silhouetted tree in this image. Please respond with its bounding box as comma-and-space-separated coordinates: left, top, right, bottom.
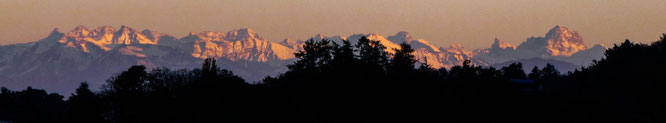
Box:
528, 66, 541, 80
0, 87, 66, 122
501, 62, 527, 79
103, 65, 149, 122
357, 36, 389, 69
389, 42, 417, 73
66, 82, 103, 123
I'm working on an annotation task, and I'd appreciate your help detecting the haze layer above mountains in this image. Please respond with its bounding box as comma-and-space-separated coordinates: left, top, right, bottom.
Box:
0, 25, 606, 95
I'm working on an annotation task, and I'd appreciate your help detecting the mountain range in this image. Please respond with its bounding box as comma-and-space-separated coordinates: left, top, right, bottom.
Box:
0, 25, 606, 95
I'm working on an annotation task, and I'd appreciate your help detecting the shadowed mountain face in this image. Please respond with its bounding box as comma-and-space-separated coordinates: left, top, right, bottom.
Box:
515, 26, 588, 58
472, 38, 518, 64
0, 25, 606, 95
474, 25, 606, 69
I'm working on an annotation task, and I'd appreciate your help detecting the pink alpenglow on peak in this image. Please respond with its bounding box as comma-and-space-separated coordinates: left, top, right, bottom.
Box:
544, 25, 587, 56
187, 28, 295, 62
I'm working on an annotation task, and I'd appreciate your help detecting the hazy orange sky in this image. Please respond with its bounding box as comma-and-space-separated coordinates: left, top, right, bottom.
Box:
1, 0, 665, 48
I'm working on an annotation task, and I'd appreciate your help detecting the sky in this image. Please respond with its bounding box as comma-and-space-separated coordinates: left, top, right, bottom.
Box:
0, 0, 665, 49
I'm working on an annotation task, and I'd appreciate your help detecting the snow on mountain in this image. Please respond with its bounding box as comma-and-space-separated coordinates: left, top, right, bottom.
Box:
303, 33, 486, 68
112, 26, 157, 45
387, 31, 441, 52
280, 38, 304, 51
543, 26, 587, 56
0, 26, 297, 95
444, 44, 474, 57
516, 25, 587, 58
479, 25, 606, 71
184, 28, 296, 62
382, 31, 477, 68
54, 25, 159, 51
347, 33, 402, 53
0, 25, 608, 95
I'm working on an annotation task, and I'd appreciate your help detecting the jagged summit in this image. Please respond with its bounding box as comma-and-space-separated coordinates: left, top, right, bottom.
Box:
187, 31, 227, 42
516, 25, 587, 57
68, 25, 91, 38
0, 25, 611, 96
47, 28, 63, 38
280, 38, 304, 50
33, 25, 601, 67
36, 25, 167, 51
186, 28, 295, 61
93, 26, 116, 38
491, 38, 515, 50
386, 31, 440, 52
347, 33, 401, 52
225, 28, 262, 41
387, 31, 414, 44
472, 38, 519, 64
113, 25, 155, 45
185, 28, 269, 42
50, 28, 61, 34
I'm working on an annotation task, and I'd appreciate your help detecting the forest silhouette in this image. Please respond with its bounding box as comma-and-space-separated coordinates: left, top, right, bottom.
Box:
1, 34, 665, 122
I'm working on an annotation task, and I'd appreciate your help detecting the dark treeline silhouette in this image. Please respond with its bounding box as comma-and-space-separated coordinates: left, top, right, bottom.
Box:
0, 34, 665, 122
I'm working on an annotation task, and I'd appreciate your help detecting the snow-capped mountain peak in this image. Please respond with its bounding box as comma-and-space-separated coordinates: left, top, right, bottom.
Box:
347, 33, 401, 52
515, 25, 587, 58
544, 25, 587, 56
68, 25, 91, 38
113, 25, 156, 45
0, 25, 609, 96
187, 28, 295, 61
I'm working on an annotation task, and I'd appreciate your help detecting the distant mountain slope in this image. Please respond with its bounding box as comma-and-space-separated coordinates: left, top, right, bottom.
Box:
474, 25, 606, 67
182, 29, 295, 61
473, 38, 518, 64
0, 26, 294, 95
304, 32, 486, 68
0, 25, 607, 95
516, 26, 587, 58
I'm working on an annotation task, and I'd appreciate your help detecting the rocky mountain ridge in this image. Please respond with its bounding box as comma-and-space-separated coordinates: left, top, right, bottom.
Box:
0, 25, 606, 95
